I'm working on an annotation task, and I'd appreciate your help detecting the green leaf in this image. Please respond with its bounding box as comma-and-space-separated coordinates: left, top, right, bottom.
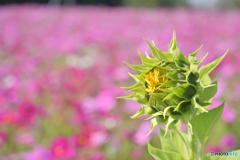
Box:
169, 31, 189, 65
182, 107, 192, 123
186, 72, 197, 85
163, 106, 176, 119
158, 127, 189, 159
189, 52, 209, 80
163, 93, 185, 104
175, 59, 190, 71
149, 93, 167, 111
175, 100, 191, 113
138, 51, 160, 67
124, 61, 148, 75
145, 39, 159, 59
147, 116, 166, 136
164, 117, 178, 136
197, 79, 218, 102
191, 95, 209, 113
161, 62, 178, 71
148, 142, 185, 160
155, 50, 174, 62
188, 45, 203, 63
159, 80, 185, 88
171, 84, 196, 100
117, 93, 148, 105
146, 111, 164, 120
121, 82, 146, 94
199, 51, 228, 80
128, 73, 145, 84
190, 102, 225, 145
166, 70, 186, 81
131, 105, 157, 119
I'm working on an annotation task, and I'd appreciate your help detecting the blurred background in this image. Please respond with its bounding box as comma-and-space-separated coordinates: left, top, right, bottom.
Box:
0, 0, 240, 160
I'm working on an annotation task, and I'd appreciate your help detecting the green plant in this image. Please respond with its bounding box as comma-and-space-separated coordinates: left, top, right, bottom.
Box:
119, 31, 239, 160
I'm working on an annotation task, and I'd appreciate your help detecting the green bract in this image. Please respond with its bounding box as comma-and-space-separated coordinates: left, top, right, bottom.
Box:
119, 31, 228, 136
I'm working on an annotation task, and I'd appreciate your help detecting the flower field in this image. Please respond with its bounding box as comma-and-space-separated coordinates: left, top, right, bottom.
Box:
0, 5, 239, 160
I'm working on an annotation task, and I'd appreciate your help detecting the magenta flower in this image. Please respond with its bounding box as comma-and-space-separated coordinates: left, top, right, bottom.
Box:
16, 102, 44, 127
205, 144, 222, 153
221, 106, 236, 123
50, 137, 75, 160
74, 132, 91, 148
0, 132, 7, 147
23, 146, 50, 160
220, 134, 238, 150
16, 132, 34, 146
0, 112, 16, 125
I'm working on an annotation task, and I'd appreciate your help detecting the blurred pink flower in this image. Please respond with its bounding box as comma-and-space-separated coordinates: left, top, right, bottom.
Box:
0, 132, 7, 147
89, 131, 108, 147
205, 144, 222, 153
50, 137, 75, 160
220, 134, 238, 150
74, 131, 91, 148
0, 112, 16, 125
96, 89, 117, 112
221, 106, 236, 123
131, 150, 143, 159
124, 99, 142, 114
16, 132, 34, 146
214, 79, 226, 99
133, 122, 152, 146
180, 121, 187, 132
218, 64, 235, 78
23, 146, 49, 160
89, 152, 106, 160
236, 83, 240, 96
16, 102, 44, 127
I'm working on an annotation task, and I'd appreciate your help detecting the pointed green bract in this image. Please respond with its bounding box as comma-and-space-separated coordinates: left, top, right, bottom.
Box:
199, 51, 228, 80
131, 105, 156, 119
120, 31, 227, 137
188, 45, 203, 63
147, 116, 166, 136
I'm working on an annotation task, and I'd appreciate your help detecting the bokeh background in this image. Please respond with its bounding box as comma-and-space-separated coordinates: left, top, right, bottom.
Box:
0, 0, 240, 159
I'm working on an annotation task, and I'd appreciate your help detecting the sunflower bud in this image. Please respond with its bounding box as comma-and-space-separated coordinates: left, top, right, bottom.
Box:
119, 31, 227, 136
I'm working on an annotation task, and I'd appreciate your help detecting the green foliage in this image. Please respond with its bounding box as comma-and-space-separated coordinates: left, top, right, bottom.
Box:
199, 51, 228, 81
120, 30, 227, 138
190, 102, 224, 145
148, 142, 185, 160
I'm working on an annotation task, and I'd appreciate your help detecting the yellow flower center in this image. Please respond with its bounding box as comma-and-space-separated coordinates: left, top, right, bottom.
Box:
145, 68, 169, 93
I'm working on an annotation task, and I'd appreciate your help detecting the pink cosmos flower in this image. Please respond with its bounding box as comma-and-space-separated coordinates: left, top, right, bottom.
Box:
205, 144, 222, 153
0, 112, 16, 125
50, 137, 75, 160
133, 122, 152, 146
220, 134, 238, 150
23, 146, 50, 160
0, 132, 7, 147
16, 132, 34, 146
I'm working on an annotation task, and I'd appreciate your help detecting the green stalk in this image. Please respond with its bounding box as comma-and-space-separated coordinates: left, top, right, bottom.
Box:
191, 134, 196, 160
188, 128, 196, 160
199, 143, 204, 160
158, 127, 163, 149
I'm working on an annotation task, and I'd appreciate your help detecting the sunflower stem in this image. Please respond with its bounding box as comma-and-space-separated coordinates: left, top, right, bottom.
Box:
188, 127, 196, 160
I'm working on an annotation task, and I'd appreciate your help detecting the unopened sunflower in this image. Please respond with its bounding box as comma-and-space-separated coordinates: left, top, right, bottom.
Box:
119, 31, 227, 136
